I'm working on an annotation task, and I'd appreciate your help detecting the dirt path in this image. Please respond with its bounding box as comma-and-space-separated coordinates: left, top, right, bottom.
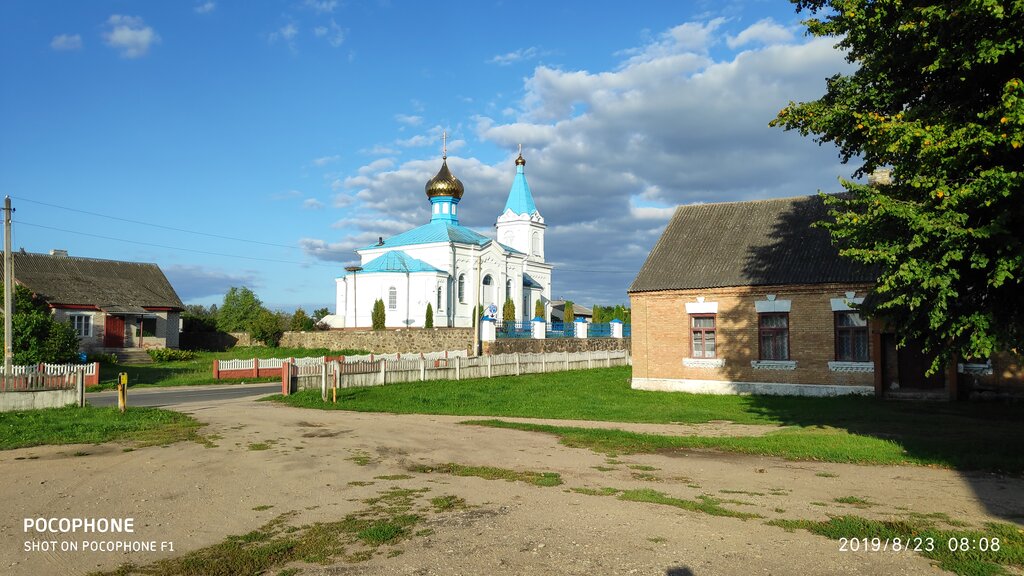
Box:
2, 396, 1021, 575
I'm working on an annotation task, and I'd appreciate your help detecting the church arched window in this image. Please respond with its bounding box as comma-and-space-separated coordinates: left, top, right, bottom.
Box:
506, 278, 512, 301
532, 232, 540, 255
458, 274, 465, 303
437, 286, 442, 310
388, 287, 397, 310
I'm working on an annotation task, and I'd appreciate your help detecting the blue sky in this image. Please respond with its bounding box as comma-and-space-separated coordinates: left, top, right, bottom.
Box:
0, 1, 854, 313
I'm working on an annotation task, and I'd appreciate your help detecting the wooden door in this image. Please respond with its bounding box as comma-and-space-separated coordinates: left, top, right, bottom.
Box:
103, 316, 125, 348
897, 338, 945, 389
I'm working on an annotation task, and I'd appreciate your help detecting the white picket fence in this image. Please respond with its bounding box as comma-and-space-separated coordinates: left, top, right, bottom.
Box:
218, 350, 468, 375
288, 349, 631, 394
11, 363, 97, 376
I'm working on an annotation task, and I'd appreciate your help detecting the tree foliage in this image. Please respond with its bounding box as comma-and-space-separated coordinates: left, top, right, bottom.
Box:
502, 298, 516, 322
563, 301, 574, 323
312, 307, 330, 322
771, 0, 1024, 369
217, 287, 264, 333
290, 307, 315, 332
372, 299, 386, 330
182, 304, 218, 333
534, 299, 544, 320
424, 303, 434, 328
0, 284, 80, 364
249, 308, 284, 347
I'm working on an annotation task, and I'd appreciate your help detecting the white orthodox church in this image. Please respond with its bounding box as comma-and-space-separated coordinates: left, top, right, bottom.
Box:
332, 145, 553, 328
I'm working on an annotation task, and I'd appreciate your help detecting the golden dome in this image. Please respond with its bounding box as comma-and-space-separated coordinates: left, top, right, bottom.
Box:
425, 158, 464, 199
515, 153, 526, 166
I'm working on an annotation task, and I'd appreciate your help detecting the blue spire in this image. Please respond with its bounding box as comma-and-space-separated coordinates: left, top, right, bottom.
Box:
503, 151, 538, 216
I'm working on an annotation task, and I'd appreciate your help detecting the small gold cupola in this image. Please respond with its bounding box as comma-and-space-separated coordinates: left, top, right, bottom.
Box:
425, 131, 464, 200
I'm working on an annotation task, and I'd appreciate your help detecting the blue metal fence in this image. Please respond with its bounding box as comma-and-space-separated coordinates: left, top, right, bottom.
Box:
623, 323, 631, 337
545, 322, 575, 338
496, 321, 534, 339
589, 322, 612, 338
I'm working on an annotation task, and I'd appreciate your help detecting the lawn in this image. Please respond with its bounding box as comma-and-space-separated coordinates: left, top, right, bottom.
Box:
95, 346, 369, 389
271, 366, 1024, 473
0, 405, 203, 450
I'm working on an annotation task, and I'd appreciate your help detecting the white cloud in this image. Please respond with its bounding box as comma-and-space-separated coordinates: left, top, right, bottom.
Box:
164, 265, 260, 301
194, 1, 216, 14
304, 0, 338, 14
361, 145, 399, 155
50, 34, 82, 51
394, 114, 423, 126
726, 18, 795, 49
103, 15, 160, 59
303, 198, 326, 210
488, 46, 540, 66
312, 154, 340, 167
313, 19, 344, 47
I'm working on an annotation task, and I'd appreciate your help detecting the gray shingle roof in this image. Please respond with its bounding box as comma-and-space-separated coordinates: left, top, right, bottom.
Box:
4, 252, 184, 311
628, 195, 877, 293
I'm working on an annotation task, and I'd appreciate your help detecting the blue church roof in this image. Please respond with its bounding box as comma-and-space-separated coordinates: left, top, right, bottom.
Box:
363, 221, 493, 250
358, 250, 443, 274
503, 163, 538, 216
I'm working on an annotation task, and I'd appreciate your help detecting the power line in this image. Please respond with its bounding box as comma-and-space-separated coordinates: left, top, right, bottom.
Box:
16, 220, 339, 268
12, 196, 301, 250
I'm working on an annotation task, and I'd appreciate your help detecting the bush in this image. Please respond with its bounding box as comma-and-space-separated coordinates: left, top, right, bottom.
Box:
290, 307, 315, 332
87, 352, 119, 364
424, 303, 433, 328
563, 301, 574, 323
147, 348, 198, 362
372, 299, 386, 330
249, 309, 284, 347
535, 299, 544, 320
502, 298, 516, 322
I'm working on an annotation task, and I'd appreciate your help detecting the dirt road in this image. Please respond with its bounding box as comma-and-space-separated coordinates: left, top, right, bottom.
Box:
2, 394, 1020, 575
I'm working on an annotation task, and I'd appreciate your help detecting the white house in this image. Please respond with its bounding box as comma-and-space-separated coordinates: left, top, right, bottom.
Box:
332, 147, 553, 328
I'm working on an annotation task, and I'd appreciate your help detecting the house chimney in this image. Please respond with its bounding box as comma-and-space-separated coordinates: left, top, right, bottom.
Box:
50, 249, 69, 257
867, 168, 892, 187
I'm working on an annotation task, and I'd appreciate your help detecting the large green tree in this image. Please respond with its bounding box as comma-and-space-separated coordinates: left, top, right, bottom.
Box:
217, 287, 264, 332
0, 284, 80, 364
771, 0, 1024, 370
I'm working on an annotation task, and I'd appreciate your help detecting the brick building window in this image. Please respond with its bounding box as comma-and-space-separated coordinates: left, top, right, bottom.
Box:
758, 313, 789, 360
69, 314, 92, 337
690, 314, 716, 358
835, 312, 869, 361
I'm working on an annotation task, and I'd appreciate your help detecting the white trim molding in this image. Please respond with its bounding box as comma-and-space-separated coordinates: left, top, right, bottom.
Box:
754, 298, 791, 313
957, 361, 993, 376
632, 378, 873, 397
683, 358, 725, 369
828, 361, 874, 373
751, 360, 797, 370
830, 292, 865, 312
685, 301, 718, 314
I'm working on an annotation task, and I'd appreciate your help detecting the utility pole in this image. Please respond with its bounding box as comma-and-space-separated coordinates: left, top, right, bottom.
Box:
3, 196, 13, 380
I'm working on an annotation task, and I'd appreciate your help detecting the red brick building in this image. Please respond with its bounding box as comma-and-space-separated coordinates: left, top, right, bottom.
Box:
628, 195, 1022, 399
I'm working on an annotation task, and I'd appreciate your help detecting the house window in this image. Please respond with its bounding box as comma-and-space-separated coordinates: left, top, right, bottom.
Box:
388, 287, 397, 310
759, 313, 789, 360
458, 274, 465, 303
139, 316, 157, 338
69, 314, 92, 337
690, 314, 716, 358
835, 312, 869, 361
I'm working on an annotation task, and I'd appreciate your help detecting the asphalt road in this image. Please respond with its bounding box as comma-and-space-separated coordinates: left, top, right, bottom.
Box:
86, 382, 281, 407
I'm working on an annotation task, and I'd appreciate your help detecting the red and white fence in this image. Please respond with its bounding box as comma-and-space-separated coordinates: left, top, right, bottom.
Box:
5, 362, 100, 389
212, 351, 467, 381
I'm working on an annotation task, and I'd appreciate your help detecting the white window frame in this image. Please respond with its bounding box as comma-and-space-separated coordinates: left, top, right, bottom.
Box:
69, 313, 93, 337
388, 287, 397, 310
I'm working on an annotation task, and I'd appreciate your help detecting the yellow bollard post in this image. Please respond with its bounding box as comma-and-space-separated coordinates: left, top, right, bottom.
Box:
117, 372, 128, 413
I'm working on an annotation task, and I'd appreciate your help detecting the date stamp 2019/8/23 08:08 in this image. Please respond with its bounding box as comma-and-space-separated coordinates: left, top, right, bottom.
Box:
839, 537, 1001, 553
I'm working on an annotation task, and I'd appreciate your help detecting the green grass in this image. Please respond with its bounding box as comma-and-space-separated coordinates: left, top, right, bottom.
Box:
770, 515, 1024, 576
833, 496, 876, 507
429, 495, 467, 511
95, 346, 369, 389
410, 462, 563, 487
0, 405, 202, 450
92, 487, 427, 576
269, 366, 1024, 473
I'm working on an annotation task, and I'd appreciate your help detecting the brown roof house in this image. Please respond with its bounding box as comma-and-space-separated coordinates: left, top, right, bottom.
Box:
4, 250, 185, 355
628, 195, 1022, 399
